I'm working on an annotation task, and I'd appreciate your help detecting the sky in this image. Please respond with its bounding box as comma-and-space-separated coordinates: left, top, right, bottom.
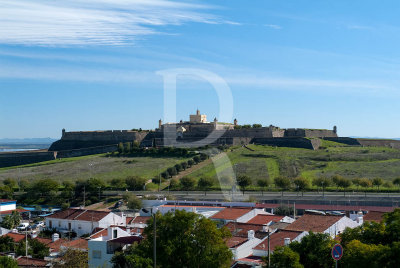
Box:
1, 0, 400, 139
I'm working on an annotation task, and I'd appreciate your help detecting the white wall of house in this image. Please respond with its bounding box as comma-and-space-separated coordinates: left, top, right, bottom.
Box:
46, 212, 124, 236
88, 227, 130, 268
324, 216, 359, 237
0, 201, 16, 212
231, 237, 262, 260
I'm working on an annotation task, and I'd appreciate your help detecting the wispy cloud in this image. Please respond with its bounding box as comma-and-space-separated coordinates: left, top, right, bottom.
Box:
264, 24, 282, 30
0, 0, 232, 46
347, 24, 374, 31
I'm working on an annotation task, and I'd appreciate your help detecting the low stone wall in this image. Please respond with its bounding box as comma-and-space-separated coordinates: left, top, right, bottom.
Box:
357, 139, 400, 149
56, 145, 118, 158
0, 151, 56, 168
252, 137, 320, 150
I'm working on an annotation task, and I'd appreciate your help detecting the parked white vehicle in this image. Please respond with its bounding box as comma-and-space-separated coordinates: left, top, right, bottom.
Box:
17, 223, 29, 231
37, 221, 45, 227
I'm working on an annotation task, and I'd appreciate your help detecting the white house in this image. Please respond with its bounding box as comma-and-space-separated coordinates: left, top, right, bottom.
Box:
227, 230, 262, 260
285, 214, 359, 237
210, 208, 271, 225
88, 226, 141, 268
45, 209, 125, 236
0, 199, 16, 212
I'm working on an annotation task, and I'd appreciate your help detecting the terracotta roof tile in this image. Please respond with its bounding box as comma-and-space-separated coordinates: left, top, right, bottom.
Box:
254, 230, 303, 251
0, 209, 29, 215
224, 222, 265, 237
126, 217, 134, 225
131, 216, 151, 224
46, 209, 110, 222
4, 232, 25, 242
226, 236, 248, 248
285, 214, 343, 233
62, 238, 88, 250
246, 215, 284, 225
210, 208, 252, 220
363, 211, 385, 223
17, 256, 49, 267
89, 228, 108, 239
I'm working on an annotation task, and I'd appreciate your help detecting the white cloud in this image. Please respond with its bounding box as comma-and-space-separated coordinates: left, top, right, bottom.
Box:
0, 0, 230, 46
264, 24, 282, 30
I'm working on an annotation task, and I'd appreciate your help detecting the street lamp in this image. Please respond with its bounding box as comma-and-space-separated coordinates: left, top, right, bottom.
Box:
142, 208, 157, 268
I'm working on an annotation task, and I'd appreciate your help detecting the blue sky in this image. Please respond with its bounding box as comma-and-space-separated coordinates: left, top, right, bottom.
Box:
1, 0, 400, 139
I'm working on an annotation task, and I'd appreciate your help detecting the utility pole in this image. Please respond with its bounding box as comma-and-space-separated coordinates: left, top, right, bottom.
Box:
268, 229, 270, 268
83, 185, 86, 208
153, 208, 156, 268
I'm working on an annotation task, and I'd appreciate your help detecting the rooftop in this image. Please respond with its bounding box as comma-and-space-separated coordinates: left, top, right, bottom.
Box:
226, 236, 248, 248
363, 211, 385, 223
0, 199, 16, 203
224, 222, 265, 238
131, 216, 151, 224
4, 232, 25, 242
210, 208, 252, 220
46, 208, 110, 222
17, 256, 49, 267
246, 215, 284, 225
62, 238, 89, 250
285, 214, 343, 233
254, 230, 304, 251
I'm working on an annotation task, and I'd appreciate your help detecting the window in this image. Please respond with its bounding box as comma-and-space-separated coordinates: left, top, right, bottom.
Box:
58, 221, 61, 227
92, 250, 101, 259
68, 222, 71, 230
113, 229, 118, 239
49, 221, 52, 228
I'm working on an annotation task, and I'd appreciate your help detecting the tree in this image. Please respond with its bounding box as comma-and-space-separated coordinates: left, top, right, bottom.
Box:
1, 210, 21, 229
112, 210, 232, 268
200, 153, 208, 161
237, 175, 252, 195
293, 177, 309, 196
187, 159, 195, 167
0, 236, 15, 252
372, 177, 384, 191
289, 232, 335, 268
336, 177, 352, 196
28, 178, 59, 202
181, 162, 188, 170
123, 193, 142, 210
393, 177, 400, 191
270, 246, 303, 268
352, 178, 362, 192
167, 167, 177, 177
257, 179, 269, 196
0, 185, 13, 199
117, 142, 124, 154
54, 248, 88, 268
125, 176, 147, 191
332, 174, 344, 191
174, 163, 183, 173
274, 176, 291, 196
341, 239, 390, 268
274, 205, 294, 216
110, 178, 127, 190
27, 238, 50, 259
124, 142, 131, 154
359, 178, 372, 197
312, 177, 331, 196
169, 178, 179, 190
198, 177, 214, 196
193, 155, 201, 164
3, 178, 17, 189
252, 124, 262, 128
0, 256, 18, 268
180, 177, 196, 193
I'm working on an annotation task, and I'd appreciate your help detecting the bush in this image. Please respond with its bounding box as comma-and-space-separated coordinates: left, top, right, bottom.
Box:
167, 167, 177, 177
174, 163, 183, 172
181, 162, 188, 170
193, 156, 201, 164
188, 159, 194, 167
125, 176, 147, 191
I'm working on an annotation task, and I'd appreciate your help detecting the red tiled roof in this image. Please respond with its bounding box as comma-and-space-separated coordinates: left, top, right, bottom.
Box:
34, 237, 66, 252
62, 238, 88, 250
131, 216, 151, 224
237, 255, 264, 264
17, 256, 49, 267
226, 236, 248, 248
285, 214, 343, 233
363, 211, 385, 223
0, 199, 16, 202
246, 215, 284, 225
89, 228, 108, 239
0, 208, 29, 215
4, 232, 25, 242
210, 208, 252, 220
255, 203, 396, 213
224, 222, 265, 237
254, 230, 303, 251
126, 217, 134, 225
46, 209, 110, 222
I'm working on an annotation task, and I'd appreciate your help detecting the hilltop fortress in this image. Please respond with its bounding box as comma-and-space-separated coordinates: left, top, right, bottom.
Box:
49, 109, 338, 151
2, 110, 400, 168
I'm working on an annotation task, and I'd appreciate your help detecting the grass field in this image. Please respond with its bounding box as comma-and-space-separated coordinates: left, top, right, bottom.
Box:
1, 143, 400, 191
188, 144, 400, 186
0, 153, 191, 182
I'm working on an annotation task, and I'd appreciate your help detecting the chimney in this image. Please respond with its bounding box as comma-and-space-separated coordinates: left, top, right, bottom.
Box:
262, 225, 269, 232
52, 233, 59, 242
284, 238, 290, 246
248, 230, 255, 240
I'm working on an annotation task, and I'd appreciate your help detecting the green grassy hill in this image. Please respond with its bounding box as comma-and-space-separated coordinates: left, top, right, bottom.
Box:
189, 143, 400, 184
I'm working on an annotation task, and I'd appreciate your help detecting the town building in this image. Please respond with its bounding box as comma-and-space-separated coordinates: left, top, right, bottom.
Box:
210, 208, 271, 225
45, 209, 125, 236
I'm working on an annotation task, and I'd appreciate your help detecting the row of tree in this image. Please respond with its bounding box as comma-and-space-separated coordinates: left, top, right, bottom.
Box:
116, 142, 193, 157
159, 154, 208, 179
270, 209, 400, 267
